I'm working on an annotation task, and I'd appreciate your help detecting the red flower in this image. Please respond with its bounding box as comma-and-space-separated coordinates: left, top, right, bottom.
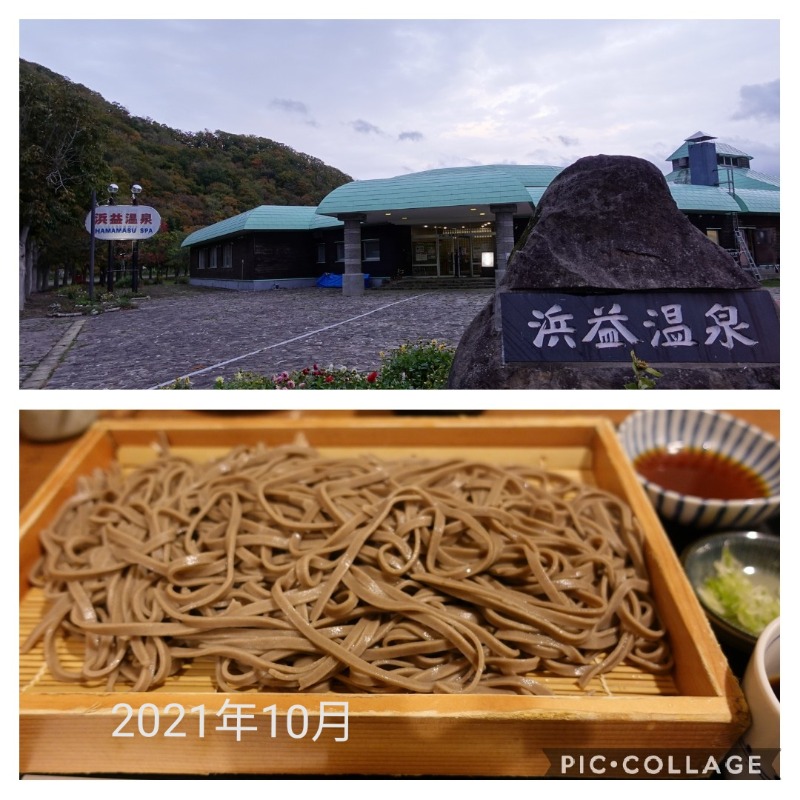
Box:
325, 375, 334, 383
366, 371, 378, 383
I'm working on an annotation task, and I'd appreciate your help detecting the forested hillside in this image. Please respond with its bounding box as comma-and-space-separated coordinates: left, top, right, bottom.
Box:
19, 58, 352, 307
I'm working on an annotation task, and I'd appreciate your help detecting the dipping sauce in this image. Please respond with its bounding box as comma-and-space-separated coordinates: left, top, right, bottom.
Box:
635, 447, 769, 500
769, 674, 780, 703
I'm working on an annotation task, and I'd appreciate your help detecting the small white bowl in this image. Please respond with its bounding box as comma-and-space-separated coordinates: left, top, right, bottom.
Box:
618, 410, 780, 530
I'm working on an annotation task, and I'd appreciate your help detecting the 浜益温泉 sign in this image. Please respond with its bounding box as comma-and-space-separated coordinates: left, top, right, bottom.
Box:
501, 290, 779, 364
85, 205, 161, 240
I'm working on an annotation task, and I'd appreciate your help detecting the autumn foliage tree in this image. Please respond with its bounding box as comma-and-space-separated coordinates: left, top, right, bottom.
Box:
19, 58, 352, 306
19, 60, 109, 309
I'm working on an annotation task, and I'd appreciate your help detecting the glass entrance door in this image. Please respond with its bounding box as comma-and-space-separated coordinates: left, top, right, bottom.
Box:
439, 236, 471, 277
410, 224, 495, 278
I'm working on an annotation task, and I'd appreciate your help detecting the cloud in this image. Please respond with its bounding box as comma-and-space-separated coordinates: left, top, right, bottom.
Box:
732, 79, 780, 121
18, 19, 779, 181
351, 119, 383, 135
270, 98, 309, 115
270, 97, 319, 127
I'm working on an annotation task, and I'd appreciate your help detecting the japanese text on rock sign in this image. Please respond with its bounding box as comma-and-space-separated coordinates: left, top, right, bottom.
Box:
501, 291, 779, 364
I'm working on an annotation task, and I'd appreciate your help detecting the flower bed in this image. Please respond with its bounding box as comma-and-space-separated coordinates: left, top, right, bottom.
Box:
165, 340, 455, 390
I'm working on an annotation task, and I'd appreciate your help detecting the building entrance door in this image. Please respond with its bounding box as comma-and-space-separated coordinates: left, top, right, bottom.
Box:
439, 235, 471, 277
410, 224, 495, 278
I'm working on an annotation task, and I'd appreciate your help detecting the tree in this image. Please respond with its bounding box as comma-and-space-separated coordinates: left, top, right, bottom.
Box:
19, 58, 353, 310
19, 60, 109, 309
139, 226, 188, 281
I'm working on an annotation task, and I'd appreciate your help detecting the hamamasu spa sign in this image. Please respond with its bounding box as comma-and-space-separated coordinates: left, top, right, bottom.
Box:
85, 205, 161, 240
501, 290, 779, 364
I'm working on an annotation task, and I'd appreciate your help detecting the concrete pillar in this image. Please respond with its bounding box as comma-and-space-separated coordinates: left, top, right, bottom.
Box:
490, 204, 517, 330
490, 204, 517, 285
340, 214, 366, 296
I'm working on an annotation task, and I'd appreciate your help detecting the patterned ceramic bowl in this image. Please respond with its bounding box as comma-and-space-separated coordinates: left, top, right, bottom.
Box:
618, 410, 780, 530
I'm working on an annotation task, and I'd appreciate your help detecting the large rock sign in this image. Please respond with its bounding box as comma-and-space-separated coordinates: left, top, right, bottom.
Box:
448, 155, 779, 390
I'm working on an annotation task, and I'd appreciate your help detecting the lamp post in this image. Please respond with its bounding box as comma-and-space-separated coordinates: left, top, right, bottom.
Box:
130, 183, 142, 293
85, 182, 159, 292
106, 183, 118, 292
88, 189, 96, 301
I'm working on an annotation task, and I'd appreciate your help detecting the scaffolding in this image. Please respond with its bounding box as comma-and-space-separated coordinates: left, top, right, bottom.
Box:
731, 213, 761, 280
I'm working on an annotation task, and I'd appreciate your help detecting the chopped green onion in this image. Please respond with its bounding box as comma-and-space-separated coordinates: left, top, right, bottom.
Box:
698, 545, 779, 636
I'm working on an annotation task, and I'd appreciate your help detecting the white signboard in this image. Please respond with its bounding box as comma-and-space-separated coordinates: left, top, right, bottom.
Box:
85, 204, 161, 240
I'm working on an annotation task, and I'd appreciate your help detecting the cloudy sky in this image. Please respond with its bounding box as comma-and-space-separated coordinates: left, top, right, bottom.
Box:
18, 12, 781, 181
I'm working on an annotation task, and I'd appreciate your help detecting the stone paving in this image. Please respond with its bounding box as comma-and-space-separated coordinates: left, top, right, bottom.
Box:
19, 286, 494, 390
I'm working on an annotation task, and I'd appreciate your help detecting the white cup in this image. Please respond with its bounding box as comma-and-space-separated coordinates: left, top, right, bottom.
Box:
740, 616, 780, 779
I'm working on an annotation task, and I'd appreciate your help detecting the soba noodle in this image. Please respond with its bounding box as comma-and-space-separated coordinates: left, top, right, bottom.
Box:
22, 444, 672, 694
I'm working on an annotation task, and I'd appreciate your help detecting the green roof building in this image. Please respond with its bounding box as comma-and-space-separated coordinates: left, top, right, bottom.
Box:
184, 133, 778, 294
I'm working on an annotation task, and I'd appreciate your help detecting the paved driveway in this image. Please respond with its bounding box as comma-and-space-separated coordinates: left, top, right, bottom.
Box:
19, 286, 493, 390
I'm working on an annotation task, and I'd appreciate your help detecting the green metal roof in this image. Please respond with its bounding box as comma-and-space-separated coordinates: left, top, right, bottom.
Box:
526, 186, 549, 205
729, 188, 781, 213
499, 164, 565, 187
316, 164, 561, 216
181, 158, 778, 250
668, 185, 779, 214
666, 139, 754, 162
666, 167, 779, 192
181, 205, 342, 247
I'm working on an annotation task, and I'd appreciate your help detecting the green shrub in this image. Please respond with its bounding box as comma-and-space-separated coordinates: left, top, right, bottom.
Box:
52, 286, 136, 313
214, 371, 274, 389
215, 366, 375, 390
59, 285, 88, 302
161, 377, 193, 389
279, 366, 374, 390
170, 340, 457, 390
376, 339, 455, 389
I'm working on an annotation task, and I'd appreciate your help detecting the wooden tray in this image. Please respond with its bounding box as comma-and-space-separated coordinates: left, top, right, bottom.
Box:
19, 414, 748, 776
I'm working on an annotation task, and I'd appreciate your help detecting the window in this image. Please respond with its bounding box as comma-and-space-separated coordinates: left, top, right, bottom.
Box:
198, 249, 207, 269
316, 243, 326, 264
209, 247, 218, 269
333, 240, 378, 262
719, 155, 748, 168
362, 239, 380, 261
223, 243, 233, 269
